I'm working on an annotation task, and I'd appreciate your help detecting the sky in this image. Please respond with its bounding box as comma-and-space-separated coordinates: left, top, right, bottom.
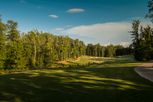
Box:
0, 0, 151, 45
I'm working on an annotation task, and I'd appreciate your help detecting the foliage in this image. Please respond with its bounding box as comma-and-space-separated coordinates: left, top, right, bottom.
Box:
146, 0, 153, 22
86, 44, 132, 57
130, 0, 153, 61
131, 20, 153, 61
0, 17, 6, 68
0, 18, 86, 69
0, 17, 132, 69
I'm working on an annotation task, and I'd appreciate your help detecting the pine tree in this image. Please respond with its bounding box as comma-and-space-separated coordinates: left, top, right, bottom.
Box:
146, 0, 153, 22
130, 20, 142, 60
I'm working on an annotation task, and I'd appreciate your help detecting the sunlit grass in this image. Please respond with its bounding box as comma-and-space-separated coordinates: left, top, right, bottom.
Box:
66, 56, 103, 65
0, 56, 153, 102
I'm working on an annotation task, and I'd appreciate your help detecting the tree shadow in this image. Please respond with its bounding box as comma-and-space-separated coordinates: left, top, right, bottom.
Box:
0, 65, 153, 102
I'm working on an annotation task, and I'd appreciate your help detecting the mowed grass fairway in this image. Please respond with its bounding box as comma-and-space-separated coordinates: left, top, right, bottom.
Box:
0, 56, 153, 102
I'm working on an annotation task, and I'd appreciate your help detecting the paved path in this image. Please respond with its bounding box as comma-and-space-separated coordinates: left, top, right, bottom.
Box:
135, 61, 153, 82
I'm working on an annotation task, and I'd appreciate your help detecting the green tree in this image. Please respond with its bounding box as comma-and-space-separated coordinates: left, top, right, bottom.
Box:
146, 0, 153, 22
104, 45, 115, 57
0, 17, 6, 68
4, 20, 25, 69
131, 20, 153, 60
130, 20, 142, 60
42, 34, 54, 67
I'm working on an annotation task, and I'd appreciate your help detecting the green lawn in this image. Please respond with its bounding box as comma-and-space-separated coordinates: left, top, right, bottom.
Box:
0, 56, 153, 102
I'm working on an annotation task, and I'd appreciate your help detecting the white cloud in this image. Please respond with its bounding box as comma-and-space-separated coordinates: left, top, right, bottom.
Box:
49, 15, 59, 18
67, 8, 85, 13
51, 20, 152, 45
63, 22, 131, 45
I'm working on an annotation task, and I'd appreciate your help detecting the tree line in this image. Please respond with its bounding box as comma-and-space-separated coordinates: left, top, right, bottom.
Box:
131, 0, 153, 61
0, 17, 132, 69
86, 44, 132, 57
0, 18, 86, 69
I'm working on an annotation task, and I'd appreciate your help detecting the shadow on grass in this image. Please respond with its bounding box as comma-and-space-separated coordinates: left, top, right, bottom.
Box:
0, 64, 153, 102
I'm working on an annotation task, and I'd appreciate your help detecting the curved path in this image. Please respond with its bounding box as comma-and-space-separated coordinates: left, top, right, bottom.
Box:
135, 61, 153, 82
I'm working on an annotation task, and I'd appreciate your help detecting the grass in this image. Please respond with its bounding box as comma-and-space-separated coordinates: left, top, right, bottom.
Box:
0, 56, 153, 102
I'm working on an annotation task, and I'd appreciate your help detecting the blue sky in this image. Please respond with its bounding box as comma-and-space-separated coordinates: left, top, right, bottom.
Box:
0, 0, 150, 45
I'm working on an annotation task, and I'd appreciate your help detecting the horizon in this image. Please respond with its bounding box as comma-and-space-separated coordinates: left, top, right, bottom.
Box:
0, 0, 151, 45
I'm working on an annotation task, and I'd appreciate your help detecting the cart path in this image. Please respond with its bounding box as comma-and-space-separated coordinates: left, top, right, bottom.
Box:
135, 61, 153, 82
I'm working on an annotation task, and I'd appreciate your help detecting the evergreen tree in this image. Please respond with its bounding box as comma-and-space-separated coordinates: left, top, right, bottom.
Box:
130, 20, 142, 60
146, 0, 153, 22
131, 20, 153, 61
